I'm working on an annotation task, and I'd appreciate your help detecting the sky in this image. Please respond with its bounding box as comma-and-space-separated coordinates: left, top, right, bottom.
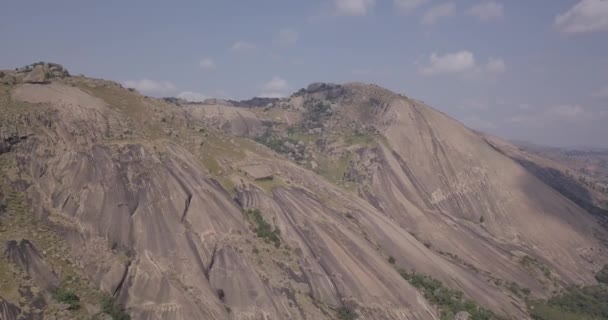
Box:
1, 0, 607, 147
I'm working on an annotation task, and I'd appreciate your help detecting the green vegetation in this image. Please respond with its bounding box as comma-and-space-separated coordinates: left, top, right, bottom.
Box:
437, 251, 479, 273
528, 285, 608, 320
595, 265, 608, 284
255, 129, 286, 153
388, 256, 396, 264
344, 128, 374, 146
246, 208, 281, 248
399, 270, 501, 320
303, 101, 332, 127
255, 129, 307, 162
253, 176, 287, 193
314, 153, 352, 185
53, 287, 81, 310
336, 307, 358, 320
506, 281, 530, 298
520, 255, 551, 278
0, 152, 117, 319
101, 294, 131, 320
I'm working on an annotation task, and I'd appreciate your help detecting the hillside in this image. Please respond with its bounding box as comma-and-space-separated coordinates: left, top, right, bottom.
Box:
487, 138, 608, 226
1, 64, 607, 320
512, 142, 608, 186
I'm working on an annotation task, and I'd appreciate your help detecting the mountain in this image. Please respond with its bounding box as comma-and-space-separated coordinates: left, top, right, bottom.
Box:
1, 64, 607, 320
512, 142, 608, 186
492, 139, 608, 221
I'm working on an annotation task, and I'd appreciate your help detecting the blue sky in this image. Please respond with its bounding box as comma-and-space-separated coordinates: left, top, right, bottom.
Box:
1, 0, 607, 147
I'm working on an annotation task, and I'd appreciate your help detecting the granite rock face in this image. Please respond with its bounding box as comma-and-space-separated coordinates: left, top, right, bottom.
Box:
5, 240, 59, 292
1, 73, 607, 320
0, 299, 21, 320
23, 65, 48, 84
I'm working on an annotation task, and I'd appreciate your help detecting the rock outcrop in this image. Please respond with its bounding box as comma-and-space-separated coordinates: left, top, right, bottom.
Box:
0, 299, 21, 320
23, 65, 48, 84
5, 240, 59, 292
454, 311, 471, 320
0, 68, 607, 320
241, 164, 273, 180
1, 62, 69, 86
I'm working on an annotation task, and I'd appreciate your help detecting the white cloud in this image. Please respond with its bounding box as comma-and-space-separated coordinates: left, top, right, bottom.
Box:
177, 91, 207, 102
231, 40, 256, 52
394, 0, 428, 12
468, 1, 504, 21
123, 78, 177, 96
419, 51, 476, 75
419, 51, 506, 77
199, 58, 215, 70
592, 85, 608, 98
485, 57, 507, 74
422, 3, 456, 25
263, 76, 289, 91
275, 28, 299, 45
260, 76, 290, 98
555, 0, 608, 34
334, 0, 375, 16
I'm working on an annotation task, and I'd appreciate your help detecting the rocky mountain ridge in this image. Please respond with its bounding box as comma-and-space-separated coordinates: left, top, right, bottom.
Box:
0, 63, 607, 320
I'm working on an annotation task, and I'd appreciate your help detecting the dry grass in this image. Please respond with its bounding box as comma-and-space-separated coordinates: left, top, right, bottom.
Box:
0, 153, 106, 318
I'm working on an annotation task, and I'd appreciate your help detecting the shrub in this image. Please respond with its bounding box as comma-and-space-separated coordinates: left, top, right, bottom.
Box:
336, 307, 358, 320
529, 285, 608, 320
52, 287, 80, 310
305, 101, 332, 126
479, 216, 485, 223
100, 295, 131, 320
595, 265, 608, 284
388, 256, 396, 264
398, 270, 501, 320
246, 208, 281, 248
216, 289, 225, 302
254, 130, 306, 161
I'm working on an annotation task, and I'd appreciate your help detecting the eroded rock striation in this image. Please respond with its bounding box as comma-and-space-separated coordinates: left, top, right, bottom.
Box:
0, 70, 606, 320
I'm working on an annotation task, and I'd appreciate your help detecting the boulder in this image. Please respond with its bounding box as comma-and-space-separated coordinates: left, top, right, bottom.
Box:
23, 65, 48, 84
241, 164, 273, 180
305, 82, 344, 100
49, 64, 69, 77
306, 82, 326, 92
1, 74, 16, 85
5, 239, 59, 291
454, 311, 471, 320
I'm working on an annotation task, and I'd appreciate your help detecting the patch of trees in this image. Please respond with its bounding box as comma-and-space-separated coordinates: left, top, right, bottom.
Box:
398, 270, 501, 320
246, 208, 281, 248
52, 287, 81, 310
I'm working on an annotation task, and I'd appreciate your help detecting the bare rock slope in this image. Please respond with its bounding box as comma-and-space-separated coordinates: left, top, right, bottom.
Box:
0, 68, 607, 320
